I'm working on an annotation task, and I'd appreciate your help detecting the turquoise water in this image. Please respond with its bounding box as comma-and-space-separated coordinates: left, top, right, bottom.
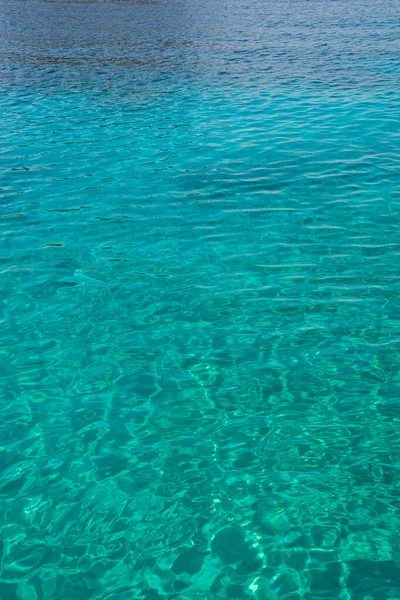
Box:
1, 0, 400, 598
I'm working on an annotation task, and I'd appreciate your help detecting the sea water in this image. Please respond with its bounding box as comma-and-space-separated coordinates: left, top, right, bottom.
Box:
1, 0, 400, 598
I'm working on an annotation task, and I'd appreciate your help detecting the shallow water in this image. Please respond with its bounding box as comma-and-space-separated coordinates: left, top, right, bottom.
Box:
1, 0, 400, 598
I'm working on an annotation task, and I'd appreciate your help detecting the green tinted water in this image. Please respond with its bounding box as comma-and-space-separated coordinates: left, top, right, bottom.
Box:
1, 0, 400, 598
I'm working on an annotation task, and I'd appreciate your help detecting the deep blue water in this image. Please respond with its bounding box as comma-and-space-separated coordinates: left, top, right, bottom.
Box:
1, 0, 400, 598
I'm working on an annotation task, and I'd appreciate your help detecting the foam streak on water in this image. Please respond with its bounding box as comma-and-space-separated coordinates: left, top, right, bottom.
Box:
1, 0, 400, 599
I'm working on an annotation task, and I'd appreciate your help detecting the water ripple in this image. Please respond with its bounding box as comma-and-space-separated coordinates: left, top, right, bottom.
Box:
1, 0, 400, 599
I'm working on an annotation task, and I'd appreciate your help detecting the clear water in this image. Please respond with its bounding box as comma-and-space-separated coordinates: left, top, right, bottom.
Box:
1, 0, 400, 598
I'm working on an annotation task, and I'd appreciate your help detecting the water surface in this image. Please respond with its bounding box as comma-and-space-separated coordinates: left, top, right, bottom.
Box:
1, 0, 400, 598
